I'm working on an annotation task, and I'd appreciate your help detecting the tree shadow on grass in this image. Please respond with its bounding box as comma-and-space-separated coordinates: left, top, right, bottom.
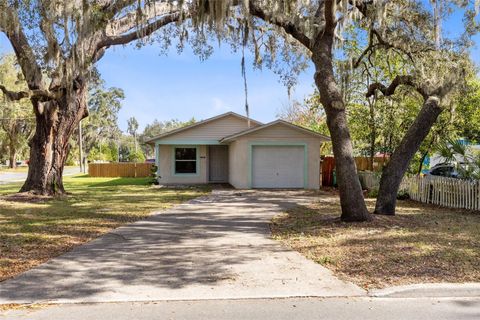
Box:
0, 190, 313, 303
0, 183, 210, 283
272, 194, 480, 289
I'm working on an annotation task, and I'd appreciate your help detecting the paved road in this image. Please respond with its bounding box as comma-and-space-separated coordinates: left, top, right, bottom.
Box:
0, 167, 81, 184
0, 190, 363, 304
3, 297, 480, 320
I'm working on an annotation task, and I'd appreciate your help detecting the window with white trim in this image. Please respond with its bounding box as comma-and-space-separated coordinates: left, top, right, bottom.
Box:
174, 147, 197, 174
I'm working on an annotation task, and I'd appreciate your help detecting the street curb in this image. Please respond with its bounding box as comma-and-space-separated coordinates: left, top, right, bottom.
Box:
369, 283, 480, 298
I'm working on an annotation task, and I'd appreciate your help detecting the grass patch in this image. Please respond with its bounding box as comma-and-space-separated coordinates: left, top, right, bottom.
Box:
271, 190, 480, 289
0, 175, 210, 282
0, 167, 29, 173
0, 166, 77, 173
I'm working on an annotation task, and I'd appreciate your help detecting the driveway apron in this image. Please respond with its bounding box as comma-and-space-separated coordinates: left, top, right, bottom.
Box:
0, 190, 365, 304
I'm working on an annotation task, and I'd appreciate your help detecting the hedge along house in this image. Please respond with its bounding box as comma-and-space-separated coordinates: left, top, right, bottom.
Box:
145, 112, 330, 189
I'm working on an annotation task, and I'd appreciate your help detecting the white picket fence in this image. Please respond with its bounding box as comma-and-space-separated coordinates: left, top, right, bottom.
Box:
401, 175, 480, 211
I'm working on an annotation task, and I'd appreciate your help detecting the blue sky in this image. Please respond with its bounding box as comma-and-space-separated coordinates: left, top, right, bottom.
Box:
0, 5, 479, 132
96, 43, 315, 131
0, 33, 314, 131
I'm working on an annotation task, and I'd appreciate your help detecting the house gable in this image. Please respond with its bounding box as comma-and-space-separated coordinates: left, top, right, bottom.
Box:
146, 112, 262, 145
221, 120, 330, 142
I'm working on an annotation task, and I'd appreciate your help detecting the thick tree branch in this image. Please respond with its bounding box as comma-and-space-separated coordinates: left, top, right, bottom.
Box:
0, 85, 58, 102
106, 1, 177, 36
39, 4, 64, 62
323, 0, 337, 38
366, 75, 429, 99
367, 68, 460, 102
0, 7, 44, 90
248, 1, 312, 50
97, 12, 180, 49
0, 85, 29, 101
351, 0, 373, 16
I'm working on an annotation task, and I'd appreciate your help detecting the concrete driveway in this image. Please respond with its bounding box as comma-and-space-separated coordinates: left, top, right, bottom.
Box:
0, 190, 365, 304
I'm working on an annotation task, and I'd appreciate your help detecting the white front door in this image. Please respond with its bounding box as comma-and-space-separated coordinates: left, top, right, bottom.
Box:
252, 145, 305, 188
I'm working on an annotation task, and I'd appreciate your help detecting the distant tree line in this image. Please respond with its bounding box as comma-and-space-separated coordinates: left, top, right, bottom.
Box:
0, 54, 195, 168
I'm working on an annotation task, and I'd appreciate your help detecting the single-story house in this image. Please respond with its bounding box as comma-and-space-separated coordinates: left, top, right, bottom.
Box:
145, 112, 330, 189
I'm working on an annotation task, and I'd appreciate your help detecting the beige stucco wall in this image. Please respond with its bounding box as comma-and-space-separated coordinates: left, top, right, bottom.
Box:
162, 114, 259, 141
157, 145, 208, 184
228, 123, 322, 189
228, 140, 248, 188
157, 123, 324, 188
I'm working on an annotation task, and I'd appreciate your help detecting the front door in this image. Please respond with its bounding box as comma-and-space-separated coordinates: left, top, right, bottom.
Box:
209, 145, 229, 182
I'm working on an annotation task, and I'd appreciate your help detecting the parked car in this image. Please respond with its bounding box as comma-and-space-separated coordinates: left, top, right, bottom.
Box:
427, 163, 460, 178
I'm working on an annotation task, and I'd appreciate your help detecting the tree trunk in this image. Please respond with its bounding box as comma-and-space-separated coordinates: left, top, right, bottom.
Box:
20, 86, 88, 196
375, 97, 443, 215
8, 143, 16, 169
313, 42, 370, 222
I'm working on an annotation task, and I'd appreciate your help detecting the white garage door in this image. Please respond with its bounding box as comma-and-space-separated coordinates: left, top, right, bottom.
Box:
252, 145, 305, 188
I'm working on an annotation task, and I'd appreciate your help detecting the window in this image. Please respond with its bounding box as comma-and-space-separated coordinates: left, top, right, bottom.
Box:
174, 147, 197, 174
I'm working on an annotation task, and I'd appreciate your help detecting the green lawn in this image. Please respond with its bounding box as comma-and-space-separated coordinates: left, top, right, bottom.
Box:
0, 175, 210, 281
0, 166, 29, 173
0, 165, 78, 173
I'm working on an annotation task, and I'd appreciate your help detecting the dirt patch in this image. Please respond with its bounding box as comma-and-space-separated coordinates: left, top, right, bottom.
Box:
0, 303, 50, 313
271, 192, 480, 289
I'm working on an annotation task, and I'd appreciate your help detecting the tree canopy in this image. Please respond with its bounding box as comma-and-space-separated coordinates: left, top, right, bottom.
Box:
0, 54, 34, 167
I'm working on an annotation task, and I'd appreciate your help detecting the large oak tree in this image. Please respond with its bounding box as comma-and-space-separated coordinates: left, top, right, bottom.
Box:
0, 0, 182, 195
241, 0, 477, 220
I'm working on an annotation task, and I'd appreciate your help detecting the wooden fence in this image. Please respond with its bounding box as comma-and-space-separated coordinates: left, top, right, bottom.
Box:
88, 162, 153, 178
321, 157, 336, 186
401, 175, 480, 211
355, 157, 389, 171
321, 156, 389, 186
358, 171, 381, 190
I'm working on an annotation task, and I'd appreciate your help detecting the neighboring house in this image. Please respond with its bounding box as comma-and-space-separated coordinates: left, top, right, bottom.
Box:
145, 112, 330, 189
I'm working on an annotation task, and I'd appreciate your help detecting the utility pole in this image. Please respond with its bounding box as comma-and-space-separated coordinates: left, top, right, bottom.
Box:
78, 119, 84, 173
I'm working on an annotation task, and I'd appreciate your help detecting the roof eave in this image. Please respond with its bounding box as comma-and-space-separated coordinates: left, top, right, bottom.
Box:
220, 120, 331, 142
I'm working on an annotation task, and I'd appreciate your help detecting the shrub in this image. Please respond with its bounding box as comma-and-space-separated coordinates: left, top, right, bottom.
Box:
150, 164, 159, 185
366, 188, 379, 198
397, 189, 410, 200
